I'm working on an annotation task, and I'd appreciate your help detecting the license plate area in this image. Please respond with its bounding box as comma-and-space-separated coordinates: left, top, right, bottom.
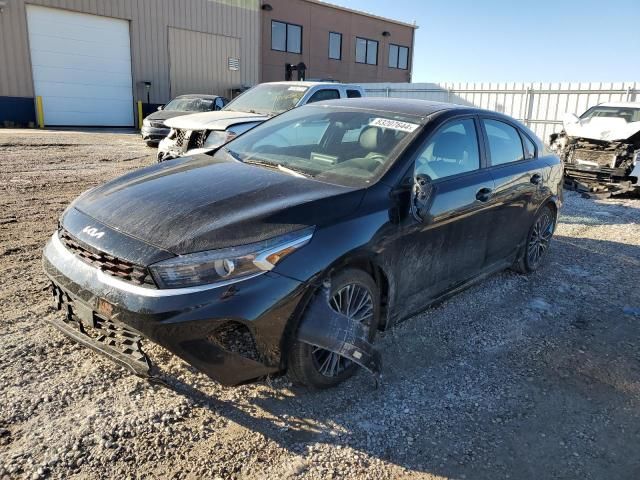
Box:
49, 283, 151, 376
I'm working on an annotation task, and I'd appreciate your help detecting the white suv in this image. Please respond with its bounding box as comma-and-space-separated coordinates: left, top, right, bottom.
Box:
157, 81, 364, 162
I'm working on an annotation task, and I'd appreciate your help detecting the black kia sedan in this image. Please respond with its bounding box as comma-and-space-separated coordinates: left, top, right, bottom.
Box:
43, 98, 562, 389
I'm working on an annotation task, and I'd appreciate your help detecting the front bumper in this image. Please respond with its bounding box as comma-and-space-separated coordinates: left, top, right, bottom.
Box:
141, 125, 170, 142
43, 232, 305, 385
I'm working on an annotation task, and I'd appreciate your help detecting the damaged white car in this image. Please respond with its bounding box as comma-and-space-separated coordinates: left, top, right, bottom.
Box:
550, 102, 640, 197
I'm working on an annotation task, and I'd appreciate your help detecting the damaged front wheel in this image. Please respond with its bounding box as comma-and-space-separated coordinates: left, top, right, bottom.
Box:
288, 269, 380, 389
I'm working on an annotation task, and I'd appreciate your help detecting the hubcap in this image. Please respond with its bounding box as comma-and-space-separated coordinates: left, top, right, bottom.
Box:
311, 284, 374, 378
527, 211, 554, 267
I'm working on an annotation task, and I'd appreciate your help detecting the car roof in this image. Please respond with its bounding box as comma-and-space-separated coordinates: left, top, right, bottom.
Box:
261, 81, 362, 88
596, 102, 640, 108
308, 97, 473, 118
174, 94, 223, 99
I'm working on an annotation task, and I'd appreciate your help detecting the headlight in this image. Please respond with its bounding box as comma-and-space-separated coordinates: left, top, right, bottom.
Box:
149, 227, 314, 289
203, 130, 236, 148
142, 118, 150, 126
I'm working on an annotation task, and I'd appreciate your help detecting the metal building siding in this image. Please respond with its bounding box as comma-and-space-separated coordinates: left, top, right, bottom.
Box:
168, 27, 241, 97
0, 0, 259, 101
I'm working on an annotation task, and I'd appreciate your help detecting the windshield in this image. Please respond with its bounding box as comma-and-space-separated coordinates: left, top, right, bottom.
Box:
223, 84, 308, 115
213, 105, 423, 187
580, 106, 640, 123
165, 98, 215, 112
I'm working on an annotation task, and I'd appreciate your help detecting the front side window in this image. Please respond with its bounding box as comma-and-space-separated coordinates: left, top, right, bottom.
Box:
389, 44, 409, 69
215, 106, 423, 187
307, 89, 340, 104
223, 83, 309, 115
329, 32, 342, 60
415, 118, 480, 180
483, 119, 525, 166
271, 20, 302, 54
355, 37, 378, 65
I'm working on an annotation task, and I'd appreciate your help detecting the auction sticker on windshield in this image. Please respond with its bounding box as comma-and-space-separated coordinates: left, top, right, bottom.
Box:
369, 118, 419, 133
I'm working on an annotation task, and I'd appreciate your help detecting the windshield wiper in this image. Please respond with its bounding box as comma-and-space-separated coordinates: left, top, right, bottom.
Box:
243, 159, 310, 178
277, 164, 308, 178
224, 148, 242, 161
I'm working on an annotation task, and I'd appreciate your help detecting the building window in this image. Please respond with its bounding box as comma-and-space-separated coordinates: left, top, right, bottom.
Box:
271, 20, 302, 54
329, 32, 342, 60
389, 44, 409, 69
355, 37, 378, 65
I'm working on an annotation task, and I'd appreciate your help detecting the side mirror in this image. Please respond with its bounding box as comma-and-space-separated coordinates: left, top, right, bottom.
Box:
157, 105, 164, 111
412, 174, 435, 222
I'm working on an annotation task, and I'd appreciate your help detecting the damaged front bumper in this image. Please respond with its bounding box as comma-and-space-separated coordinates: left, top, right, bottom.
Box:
43, 232, 304, 385
550, 132, 640, 197
43, 232, 382, 386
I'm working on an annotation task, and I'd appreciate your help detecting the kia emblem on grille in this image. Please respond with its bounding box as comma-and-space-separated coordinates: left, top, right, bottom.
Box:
82, 225, 105, 239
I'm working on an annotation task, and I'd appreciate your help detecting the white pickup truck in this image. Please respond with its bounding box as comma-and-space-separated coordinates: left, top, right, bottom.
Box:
157, 81, 365, 162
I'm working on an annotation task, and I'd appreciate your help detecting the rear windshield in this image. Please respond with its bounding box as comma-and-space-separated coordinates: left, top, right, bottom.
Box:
164, 98, 215, 112
223, 84, 308, 115
213, 105, 423, 187
580, 106, 640, 123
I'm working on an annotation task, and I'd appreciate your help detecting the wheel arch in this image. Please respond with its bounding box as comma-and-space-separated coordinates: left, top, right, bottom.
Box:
279, 251, 394, 370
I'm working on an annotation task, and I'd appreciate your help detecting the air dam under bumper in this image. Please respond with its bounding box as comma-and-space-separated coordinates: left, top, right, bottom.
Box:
42, 232, 305, 386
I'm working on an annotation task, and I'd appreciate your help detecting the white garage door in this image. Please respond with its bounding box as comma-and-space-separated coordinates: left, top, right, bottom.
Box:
26, 6, 134, 126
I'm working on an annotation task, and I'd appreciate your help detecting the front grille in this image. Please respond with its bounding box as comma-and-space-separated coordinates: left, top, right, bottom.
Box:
59, 229, 155, 287
188, 130, 207, 150
50, 283, 151, 375
174, 129, 187, 147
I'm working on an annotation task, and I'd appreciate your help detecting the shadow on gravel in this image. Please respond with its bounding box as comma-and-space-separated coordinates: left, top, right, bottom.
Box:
148, 235, 640, 478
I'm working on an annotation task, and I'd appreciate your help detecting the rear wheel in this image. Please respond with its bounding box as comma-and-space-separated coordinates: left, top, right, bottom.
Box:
513, 204, 556, 273
288, 269, 379, 389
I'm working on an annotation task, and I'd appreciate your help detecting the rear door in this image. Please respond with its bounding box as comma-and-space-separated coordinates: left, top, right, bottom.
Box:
480, 117, 547, 265
392, 116, 495, 312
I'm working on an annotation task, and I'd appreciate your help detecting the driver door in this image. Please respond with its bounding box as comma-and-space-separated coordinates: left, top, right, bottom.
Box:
391, 116, 495, 316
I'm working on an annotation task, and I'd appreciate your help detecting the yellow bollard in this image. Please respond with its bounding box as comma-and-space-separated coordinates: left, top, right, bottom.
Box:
36, 96, 45, 128
137, 100, 143, 131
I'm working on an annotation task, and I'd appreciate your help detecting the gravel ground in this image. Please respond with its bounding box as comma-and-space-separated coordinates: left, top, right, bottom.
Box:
1, 129, 640, 480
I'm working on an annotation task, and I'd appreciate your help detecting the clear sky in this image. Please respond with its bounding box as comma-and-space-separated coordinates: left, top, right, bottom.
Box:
329, 0, 640, 83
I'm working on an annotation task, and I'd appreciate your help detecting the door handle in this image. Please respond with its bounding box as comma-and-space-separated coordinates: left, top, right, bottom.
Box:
530, 173, 542, 185
475, 187, 493, 202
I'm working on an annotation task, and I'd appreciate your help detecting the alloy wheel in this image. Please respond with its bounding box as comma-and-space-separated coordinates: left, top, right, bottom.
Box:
311, 284, 374, 378
527, 211, 554, 268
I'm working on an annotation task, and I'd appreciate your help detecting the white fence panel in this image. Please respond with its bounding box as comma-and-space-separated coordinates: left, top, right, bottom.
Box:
362, 81, 639, 142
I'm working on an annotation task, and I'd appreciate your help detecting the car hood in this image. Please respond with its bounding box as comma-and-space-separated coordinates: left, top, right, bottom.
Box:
144, 110, 197, 123
564, 116, 640, 142
165, 111, 269, 130
68, 155, 363, 256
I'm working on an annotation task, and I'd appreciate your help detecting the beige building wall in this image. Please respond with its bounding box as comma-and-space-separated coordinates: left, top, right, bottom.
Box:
260, 0, 415, 84
0, 0, 260, 104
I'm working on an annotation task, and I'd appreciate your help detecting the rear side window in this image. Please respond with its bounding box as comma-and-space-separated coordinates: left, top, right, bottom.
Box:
347, 89, 362, 98
415, 118, 480, 180
307, 89, 340, 103
483, 119, 524, 166
522, 133, 536, 159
